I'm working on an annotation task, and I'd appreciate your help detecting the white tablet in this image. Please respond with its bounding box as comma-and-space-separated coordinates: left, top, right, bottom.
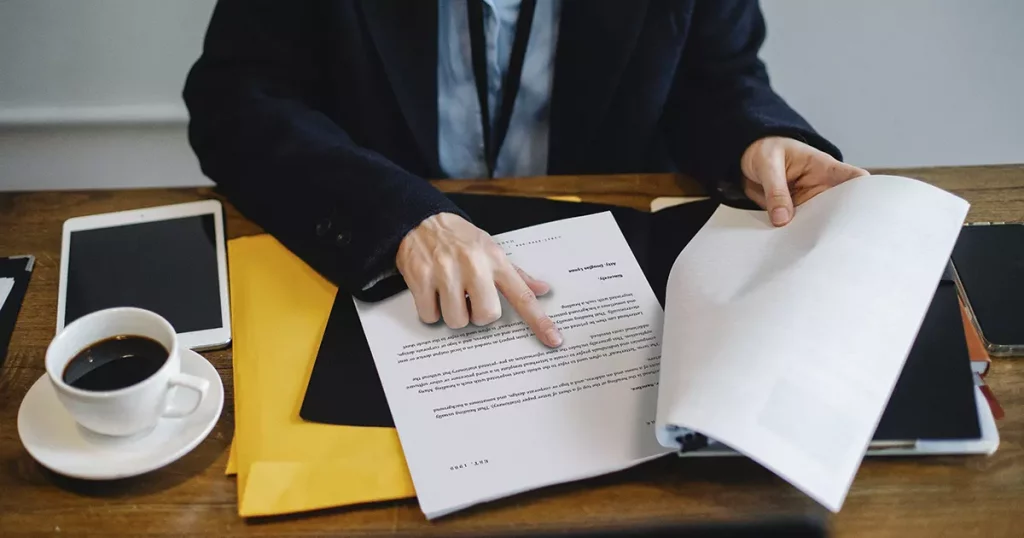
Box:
58, 200, 231, 351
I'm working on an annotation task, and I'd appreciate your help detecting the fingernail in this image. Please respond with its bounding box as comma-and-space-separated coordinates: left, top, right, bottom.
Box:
545, 328, 563, 347
771, 207, 789, 225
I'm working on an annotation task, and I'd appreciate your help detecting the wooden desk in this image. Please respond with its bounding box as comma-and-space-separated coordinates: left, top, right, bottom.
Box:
1, 166, 1021, 537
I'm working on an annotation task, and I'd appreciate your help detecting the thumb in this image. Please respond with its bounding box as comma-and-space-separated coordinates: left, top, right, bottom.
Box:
753, 153, 794, 227
829, 161, 870, 185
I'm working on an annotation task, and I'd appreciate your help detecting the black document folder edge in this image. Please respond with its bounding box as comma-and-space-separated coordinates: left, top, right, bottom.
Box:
0, 255, 35, 369
300, 195, 981, 445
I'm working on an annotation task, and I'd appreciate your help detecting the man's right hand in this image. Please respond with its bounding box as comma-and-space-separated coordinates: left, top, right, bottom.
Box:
396, 213, 563, 348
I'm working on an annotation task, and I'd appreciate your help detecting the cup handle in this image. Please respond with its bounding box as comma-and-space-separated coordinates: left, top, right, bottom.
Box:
162, 373, 210, 419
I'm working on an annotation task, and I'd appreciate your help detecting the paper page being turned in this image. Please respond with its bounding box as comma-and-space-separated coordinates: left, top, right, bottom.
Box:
655, 175, 970, 512
355, 212, 670, 519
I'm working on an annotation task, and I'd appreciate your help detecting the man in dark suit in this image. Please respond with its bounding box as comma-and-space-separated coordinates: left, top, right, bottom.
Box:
184, 0, 866, 347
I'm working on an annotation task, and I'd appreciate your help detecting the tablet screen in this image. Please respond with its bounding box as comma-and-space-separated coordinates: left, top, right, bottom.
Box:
951, 223, 1024, 347
65, 214, 223, 333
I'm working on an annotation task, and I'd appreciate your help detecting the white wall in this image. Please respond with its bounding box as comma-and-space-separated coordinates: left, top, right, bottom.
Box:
759, 0, 1024, 169
0, 0, 215, 191
0, 0, 1022, 191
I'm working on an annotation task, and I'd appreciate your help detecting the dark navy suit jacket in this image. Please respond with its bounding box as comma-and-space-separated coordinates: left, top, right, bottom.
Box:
183, 0, 842, 301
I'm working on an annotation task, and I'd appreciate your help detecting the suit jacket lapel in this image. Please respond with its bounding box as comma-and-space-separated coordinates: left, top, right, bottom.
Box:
549, 0, 649, 173
361, 0, 441, 176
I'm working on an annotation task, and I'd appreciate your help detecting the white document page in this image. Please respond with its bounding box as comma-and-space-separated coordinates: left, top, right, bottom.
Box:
655, 175, 970, 512
0, 278, 13, 313
355, 212, 671, 519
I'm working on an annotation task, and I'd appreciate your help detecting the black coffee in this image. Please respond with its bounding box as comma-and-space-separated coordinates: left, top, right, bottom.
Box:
62, 335, 169, 391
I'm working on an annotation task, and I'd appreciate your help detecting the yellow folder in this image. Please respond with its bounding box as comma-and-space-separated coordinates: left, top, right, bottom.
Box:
226, 234, 415, 517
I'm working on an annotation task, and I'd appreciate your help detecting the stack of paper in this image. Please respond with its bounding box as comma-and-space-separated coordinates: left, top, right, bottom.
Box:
348, 175, 980, 518
221, 177, 988, 519
655, 175, 971, 510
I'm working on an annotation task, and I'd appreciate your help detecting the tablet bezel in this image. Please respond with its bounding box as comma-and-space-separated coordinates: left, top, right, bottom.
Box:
57, 200, 232, 351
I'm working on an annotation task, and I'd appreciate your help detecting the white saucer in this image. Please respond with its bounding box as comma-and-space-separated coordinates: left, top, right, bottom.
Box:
17, 349, 224, 480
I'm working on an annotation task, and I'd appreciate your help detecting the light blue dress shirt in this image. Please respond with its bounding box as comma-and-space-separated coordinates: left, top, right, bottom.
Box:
438, 0, 561, 179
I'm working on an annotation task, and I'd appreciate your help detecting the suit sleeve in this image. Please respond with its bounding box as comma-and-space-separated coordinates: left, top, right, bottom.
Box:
183, 0, 463, 301
662, 0, 843, 202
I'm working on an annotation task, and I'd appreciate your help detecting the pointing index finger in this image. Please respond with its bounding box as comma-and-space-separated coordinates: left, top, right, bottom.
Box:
495, 266, 562, 348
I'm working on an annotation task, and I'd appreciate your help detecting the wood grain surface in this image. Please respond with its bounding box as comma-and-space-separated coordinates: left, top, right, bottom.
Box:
0, 166, 1022, 537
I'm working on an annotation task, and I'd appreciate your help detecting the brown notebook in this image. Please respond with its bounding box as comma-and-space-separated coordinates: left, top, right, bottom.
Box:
961, 297, 1004, 419
960, 297, 991, 375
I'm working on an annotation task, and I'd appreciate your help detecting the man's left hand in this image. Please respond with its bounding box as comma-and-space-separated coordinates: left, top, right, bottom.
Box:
740, 136, 869, 226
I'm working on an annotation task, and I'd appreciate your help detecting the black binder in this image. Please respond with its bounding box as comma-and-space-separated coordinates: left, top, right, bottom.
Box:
0, 255, 35, 369
300, 195, 980, 444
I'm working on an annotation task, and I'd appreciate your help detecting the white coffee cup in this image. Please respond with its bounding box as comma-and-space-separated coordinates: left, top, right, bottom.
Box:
45, 307, 209, 437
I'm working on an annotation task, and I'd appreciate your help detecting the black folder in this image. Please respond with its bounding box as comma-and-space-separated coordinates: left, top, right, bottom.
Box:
0, 255, 35, 369
300, 195, 981, 443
